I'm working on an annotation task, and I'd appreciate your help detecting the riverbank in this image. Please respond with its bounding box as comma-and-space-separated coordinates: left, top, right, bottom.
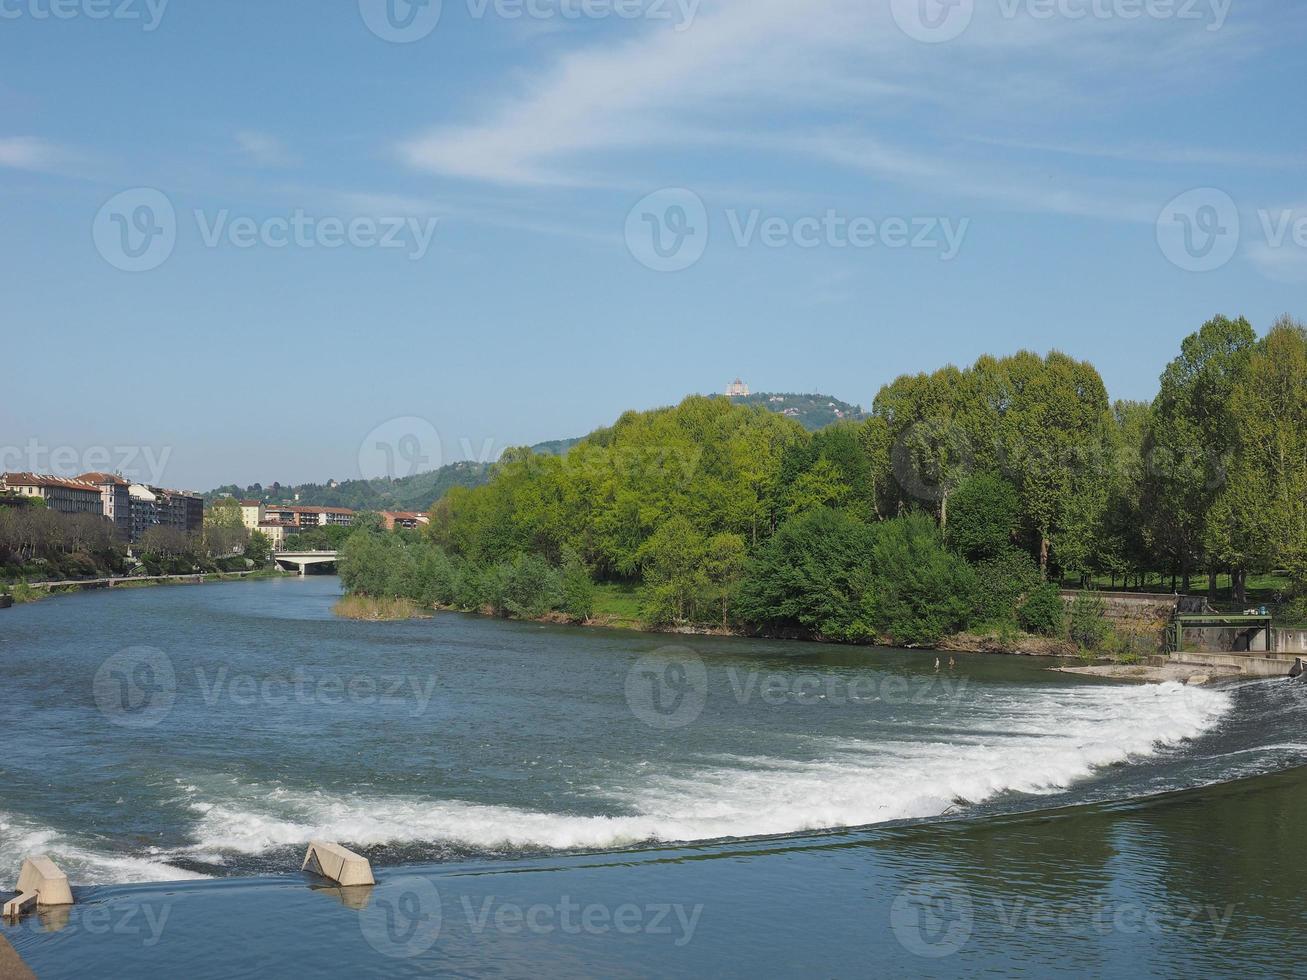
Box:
334, 589, 1135, 662
1, 567, 290, 604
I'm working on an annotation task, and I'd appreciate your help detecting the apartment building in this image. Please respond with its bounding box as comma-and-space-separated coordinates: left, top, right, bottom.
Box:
78, 472, 132, 540
0, 473, 104, 516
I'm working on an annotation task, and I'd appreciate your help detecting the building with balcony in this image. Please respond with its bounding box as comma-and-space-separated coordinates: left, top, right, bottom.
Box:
0, 473, 104, 517
78, 472, 132, 540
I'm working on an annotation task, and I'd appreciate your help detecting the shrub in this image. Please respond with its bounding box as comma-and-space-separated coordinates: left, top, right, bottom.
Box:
946, 473, 1021, 562
560, 552, 596, 622
1018, 584, 1065, 636
862, 513, 978, 646
1069, 590, 1111, 651
735, 508, 876, 641
973, 549, 1043, 623
503, 554, 562, 620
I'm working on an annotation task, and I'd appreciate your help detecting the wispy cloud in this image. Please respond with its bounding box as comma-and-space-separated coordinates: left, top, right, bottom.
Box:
394, 0, 1263, 224
0, 136, 65, 172
235, 130, 298, 168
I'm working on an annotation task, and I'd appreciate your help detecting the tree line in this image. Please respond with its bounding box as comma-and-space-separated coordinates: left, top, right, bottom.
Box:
333, 314, 1307, 643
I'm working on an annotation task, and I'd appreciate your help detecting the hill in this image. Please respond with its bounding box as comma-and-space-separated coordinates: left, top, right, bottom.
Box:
206, 395, 863, 511
721, 392, 868, 431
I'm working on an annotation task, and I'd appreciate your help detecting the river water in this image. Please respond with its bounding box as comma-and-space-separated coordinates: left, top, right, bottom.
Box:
2, 577, 1305, 976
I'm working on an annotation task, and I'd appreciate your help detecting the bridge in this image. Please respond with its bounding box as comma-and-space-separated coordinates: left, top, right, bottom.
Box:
274, 550, 340, 576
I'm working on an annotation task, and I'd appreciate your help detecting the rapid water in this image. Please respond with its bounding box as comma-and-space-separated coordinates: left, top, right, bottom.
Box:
1, 577, 1301, 889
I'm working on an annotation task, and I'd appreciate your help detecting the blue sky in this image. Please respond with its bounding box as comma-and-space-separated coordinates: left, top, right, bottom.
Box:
2, 0, 1304, 490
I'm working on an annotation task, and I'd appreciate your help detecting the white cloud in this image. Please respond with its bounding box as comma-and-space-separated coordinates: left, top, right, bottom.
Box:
395, 0, 1264, 221
235, 131, 298, 168
0, 136, 63, 171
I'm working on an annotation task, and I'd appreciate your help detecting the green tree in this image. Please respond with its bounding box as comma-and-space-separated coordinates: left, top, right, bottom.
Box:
702, 532, 748, 628
736, 508, 876, 641
861, 514, 978, 646
1146, 315, 1256, 593
946, 473, 1020, 562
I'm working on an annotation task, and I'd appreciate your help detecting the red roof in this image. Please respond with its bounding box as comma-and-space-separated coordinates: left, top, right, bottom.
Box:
3, 472, 102, 493
78, 472, 129, 487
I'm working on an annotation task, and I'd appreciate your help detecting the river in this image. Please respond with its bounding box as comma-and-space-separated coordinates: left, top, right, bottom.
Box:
2, 577, 1304, 976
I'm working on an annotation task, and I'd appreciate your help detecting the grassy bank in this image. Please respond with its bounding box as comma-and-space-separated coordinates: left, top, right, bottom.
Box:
333, 594, 431, 621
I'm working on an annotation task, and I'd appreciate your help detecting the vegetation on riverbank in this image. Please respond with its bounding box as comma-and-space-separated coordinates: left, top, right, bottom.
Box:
332, 594, 430, 621
333, 315, 1306, 653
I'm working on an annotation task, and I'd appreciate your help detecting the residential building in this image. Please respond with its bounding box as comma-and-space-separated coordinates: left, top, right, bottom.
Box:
128, 485, 159, 540
263, 504, 355, 529
152, 487, 204, 533
240, 501, 265, 530
380, 511, 429, 531
78, 472, 132, 540
256, 521, 294, 551
0, 473, 104, 516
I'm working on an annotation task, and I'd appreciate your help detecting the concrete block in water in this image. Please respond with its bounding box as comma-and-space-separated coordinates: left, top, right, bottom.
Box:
302, 841, 375, 887
3, 856, 73, 919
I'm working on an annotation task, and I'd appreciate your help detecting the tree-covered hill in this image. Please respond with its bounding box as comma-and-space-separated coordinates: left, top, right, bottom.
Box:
721, 392, 868, 431
206, 395, 863, 510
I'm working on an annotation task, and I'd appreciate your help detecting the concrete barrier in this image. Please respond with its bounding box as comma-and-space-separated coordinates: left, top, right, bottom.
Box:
3, 856, 73, 919
302, 841, 375, 887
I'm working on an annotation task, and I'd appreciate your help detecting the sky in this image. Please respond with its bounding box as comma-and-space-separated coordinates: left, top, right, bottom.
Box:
2, 0, 1304, 491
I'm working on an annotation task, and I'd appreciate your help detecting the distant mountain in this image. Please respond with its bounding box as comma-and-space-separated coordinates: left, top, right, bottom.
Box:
722, 392, 868, 431
205, 460, 492, 511
207, 395, 864, 511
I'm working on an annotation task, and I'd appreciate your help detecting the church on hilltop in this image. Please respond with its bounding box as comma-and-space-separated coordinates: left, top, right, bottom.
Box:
725, 378, 750, 398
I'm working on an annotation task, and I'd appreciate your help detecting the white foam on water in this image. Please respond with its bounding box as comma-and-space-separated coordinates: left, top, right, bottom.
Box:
178, 682, 1232, 859
0, 811, 208, 886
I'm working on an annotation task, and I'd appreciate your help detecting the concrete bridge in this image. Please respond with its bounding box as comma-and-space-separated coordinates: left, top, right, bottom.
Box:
274, 550, 340, 576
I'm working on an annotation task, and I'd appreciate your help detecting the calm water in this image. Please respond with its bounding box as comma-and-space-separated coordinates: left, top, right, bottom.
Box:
2, 577, 1306, 977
